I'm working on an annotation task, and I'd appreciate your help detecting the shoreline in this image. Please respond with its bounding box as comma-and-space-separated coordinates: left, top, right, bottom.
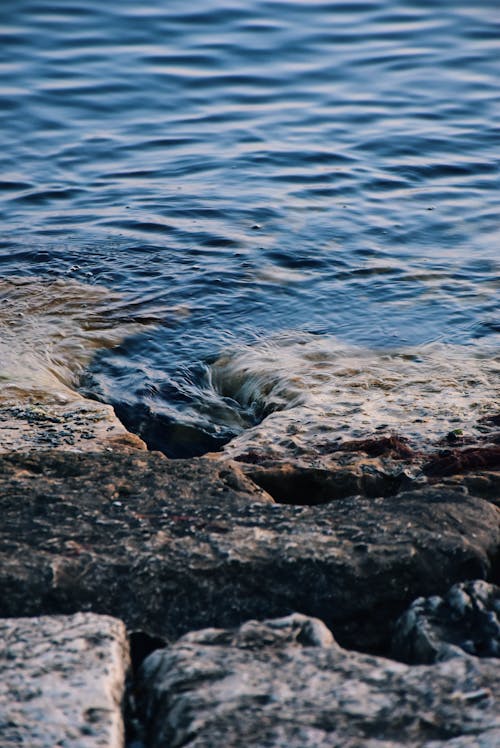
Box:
0, 278, 499, 745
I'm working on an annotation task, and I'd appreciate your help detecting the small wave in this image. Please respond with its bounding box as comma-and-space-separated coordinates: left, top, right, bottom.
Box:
0, 277, 156, 405
201, 333, 499, 459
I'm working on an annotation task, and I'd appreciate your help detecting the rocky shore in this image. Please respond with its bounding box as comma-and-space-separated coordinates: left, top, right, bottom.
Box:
0, 382, 499, 746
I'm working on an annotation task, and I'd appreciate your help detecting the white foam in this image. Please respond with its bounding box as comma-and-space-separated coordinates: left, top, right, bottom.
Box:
205, 332, 499, 458
0, 277, 152, 405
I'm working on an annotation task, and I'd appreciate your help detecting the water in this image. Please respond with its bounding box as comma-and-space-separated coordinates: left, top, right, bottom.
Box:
0, 0, 498, 456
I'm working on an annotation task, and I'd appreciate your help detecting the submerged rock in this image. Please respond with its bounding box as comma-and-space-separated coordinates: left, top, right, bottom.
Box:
392, 580, 500, 664
0, 612, 129, 748
137, 614, 500, 748
0, 450, 498, 652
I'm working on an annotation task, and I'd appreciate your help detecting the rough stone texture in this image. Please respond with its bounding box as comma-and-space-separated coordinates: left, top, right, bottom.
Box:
0, 612, 129, 748
392, 580, 500, 664
235, 433, 500, 505
0, 450, 498, 652
137, 614, 500, 748
0, 401, 147, 453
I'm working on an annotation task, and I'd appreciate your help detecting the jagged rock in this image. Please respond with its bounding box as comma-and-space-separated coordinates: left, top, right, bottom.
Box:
0, 451, 498, 652
392, 580, 500, 664
137, 614, 500, 748
0, 612, 129, 748
423, 446, 500, 478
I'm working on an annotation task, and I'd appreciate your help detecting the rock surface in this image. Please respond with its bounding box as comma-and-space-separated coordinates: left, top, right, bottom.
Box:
393, 580, 500, 664
0, 612, 129, 748
235, 431, 500, 505
137, 614, 500, 748
0, 401, 147, 453
0, 450, 498, 652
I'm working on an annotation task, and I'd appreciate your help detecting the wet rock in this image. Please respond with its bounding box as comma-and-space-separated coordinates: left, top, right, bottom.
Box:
137, 614, 500, 748
0, 401, 147, 453
423, 446, 500, 478
479, 413, 500, 428
337, 434, 416, 459
0, 277, 157, 453
245, 460, 411, 505
392, 580, 500, 664
0, 612, 129, 748
0, 450, 498, 652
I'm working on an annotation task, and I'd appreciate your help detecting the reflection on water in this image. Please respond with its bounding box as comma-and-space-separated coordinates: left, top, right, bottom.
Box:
0, 0, 498, 455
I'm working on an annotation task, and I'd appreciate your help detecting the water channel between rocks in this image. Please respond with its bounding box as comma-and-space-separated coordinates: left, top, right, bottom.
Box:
1, 277, 499, 465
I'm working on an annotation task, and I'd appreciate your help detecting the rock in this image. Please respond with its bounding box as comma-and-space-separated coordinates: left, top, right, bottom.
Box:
0, 612, 129, 748
392, 580, 500, 664
338, 435, 416, 459
423, 447, 500, 478
137, 614, 500, 748
0, 450, 498, 652
244, 460, 414, 505
0, 401, 147, 453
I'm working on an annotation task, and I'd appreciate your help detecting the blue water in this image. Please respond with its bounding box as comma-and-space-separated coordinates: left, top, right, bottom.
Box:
1, 0, 499, 454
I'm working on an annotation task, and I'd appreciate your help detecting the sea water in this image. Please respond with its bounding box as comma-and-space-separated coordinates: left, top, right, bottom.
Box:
0, 0, 498, 456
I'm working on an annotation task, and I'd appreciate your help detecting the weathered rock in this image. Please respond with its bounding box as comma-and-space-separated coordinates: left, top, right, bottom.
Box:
0, 450, 498, 652
244, 459, 415, 505
137, 614, 500, 748
434, 471, 500, 506
423, 446, 500, 478
0, 401, 147, 453
392, 580, 500, 664
0, 612, 129, 748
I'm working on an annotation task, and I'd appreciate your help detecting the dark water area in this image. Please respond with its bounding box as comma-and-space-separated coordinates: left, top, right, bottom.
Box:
0, 0, 499, 455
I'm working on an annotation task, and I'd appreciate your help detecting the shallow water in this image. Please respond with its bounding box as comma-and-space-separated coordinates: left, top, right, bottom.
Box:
1, 0, 499, 455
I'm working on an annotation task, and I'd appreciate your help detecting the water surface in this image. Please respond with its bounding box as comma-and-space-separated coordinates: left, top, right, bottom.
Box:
0, 0, 498, 455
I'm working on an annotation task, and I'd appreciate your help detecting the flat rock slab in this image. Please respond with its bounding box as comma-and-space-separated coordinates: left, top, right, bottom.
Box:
0, 450, 498, 651
138, 614, 500, 748
0, 612, 129, 748
0, 401, 147, 453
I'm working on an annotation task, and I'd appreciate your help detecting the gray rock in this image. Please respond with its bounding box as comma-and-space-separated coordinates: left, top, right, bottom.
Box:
0, 450, 498, 652
392, 580, 500, 664
137, 614, 500, 748
0, 401, 147, 454
0, 612, 129, 748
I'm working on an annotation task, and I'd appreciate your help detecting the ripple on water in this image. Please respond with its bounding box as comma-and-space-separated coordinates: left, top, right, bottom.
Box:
0, 0, 498, 455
